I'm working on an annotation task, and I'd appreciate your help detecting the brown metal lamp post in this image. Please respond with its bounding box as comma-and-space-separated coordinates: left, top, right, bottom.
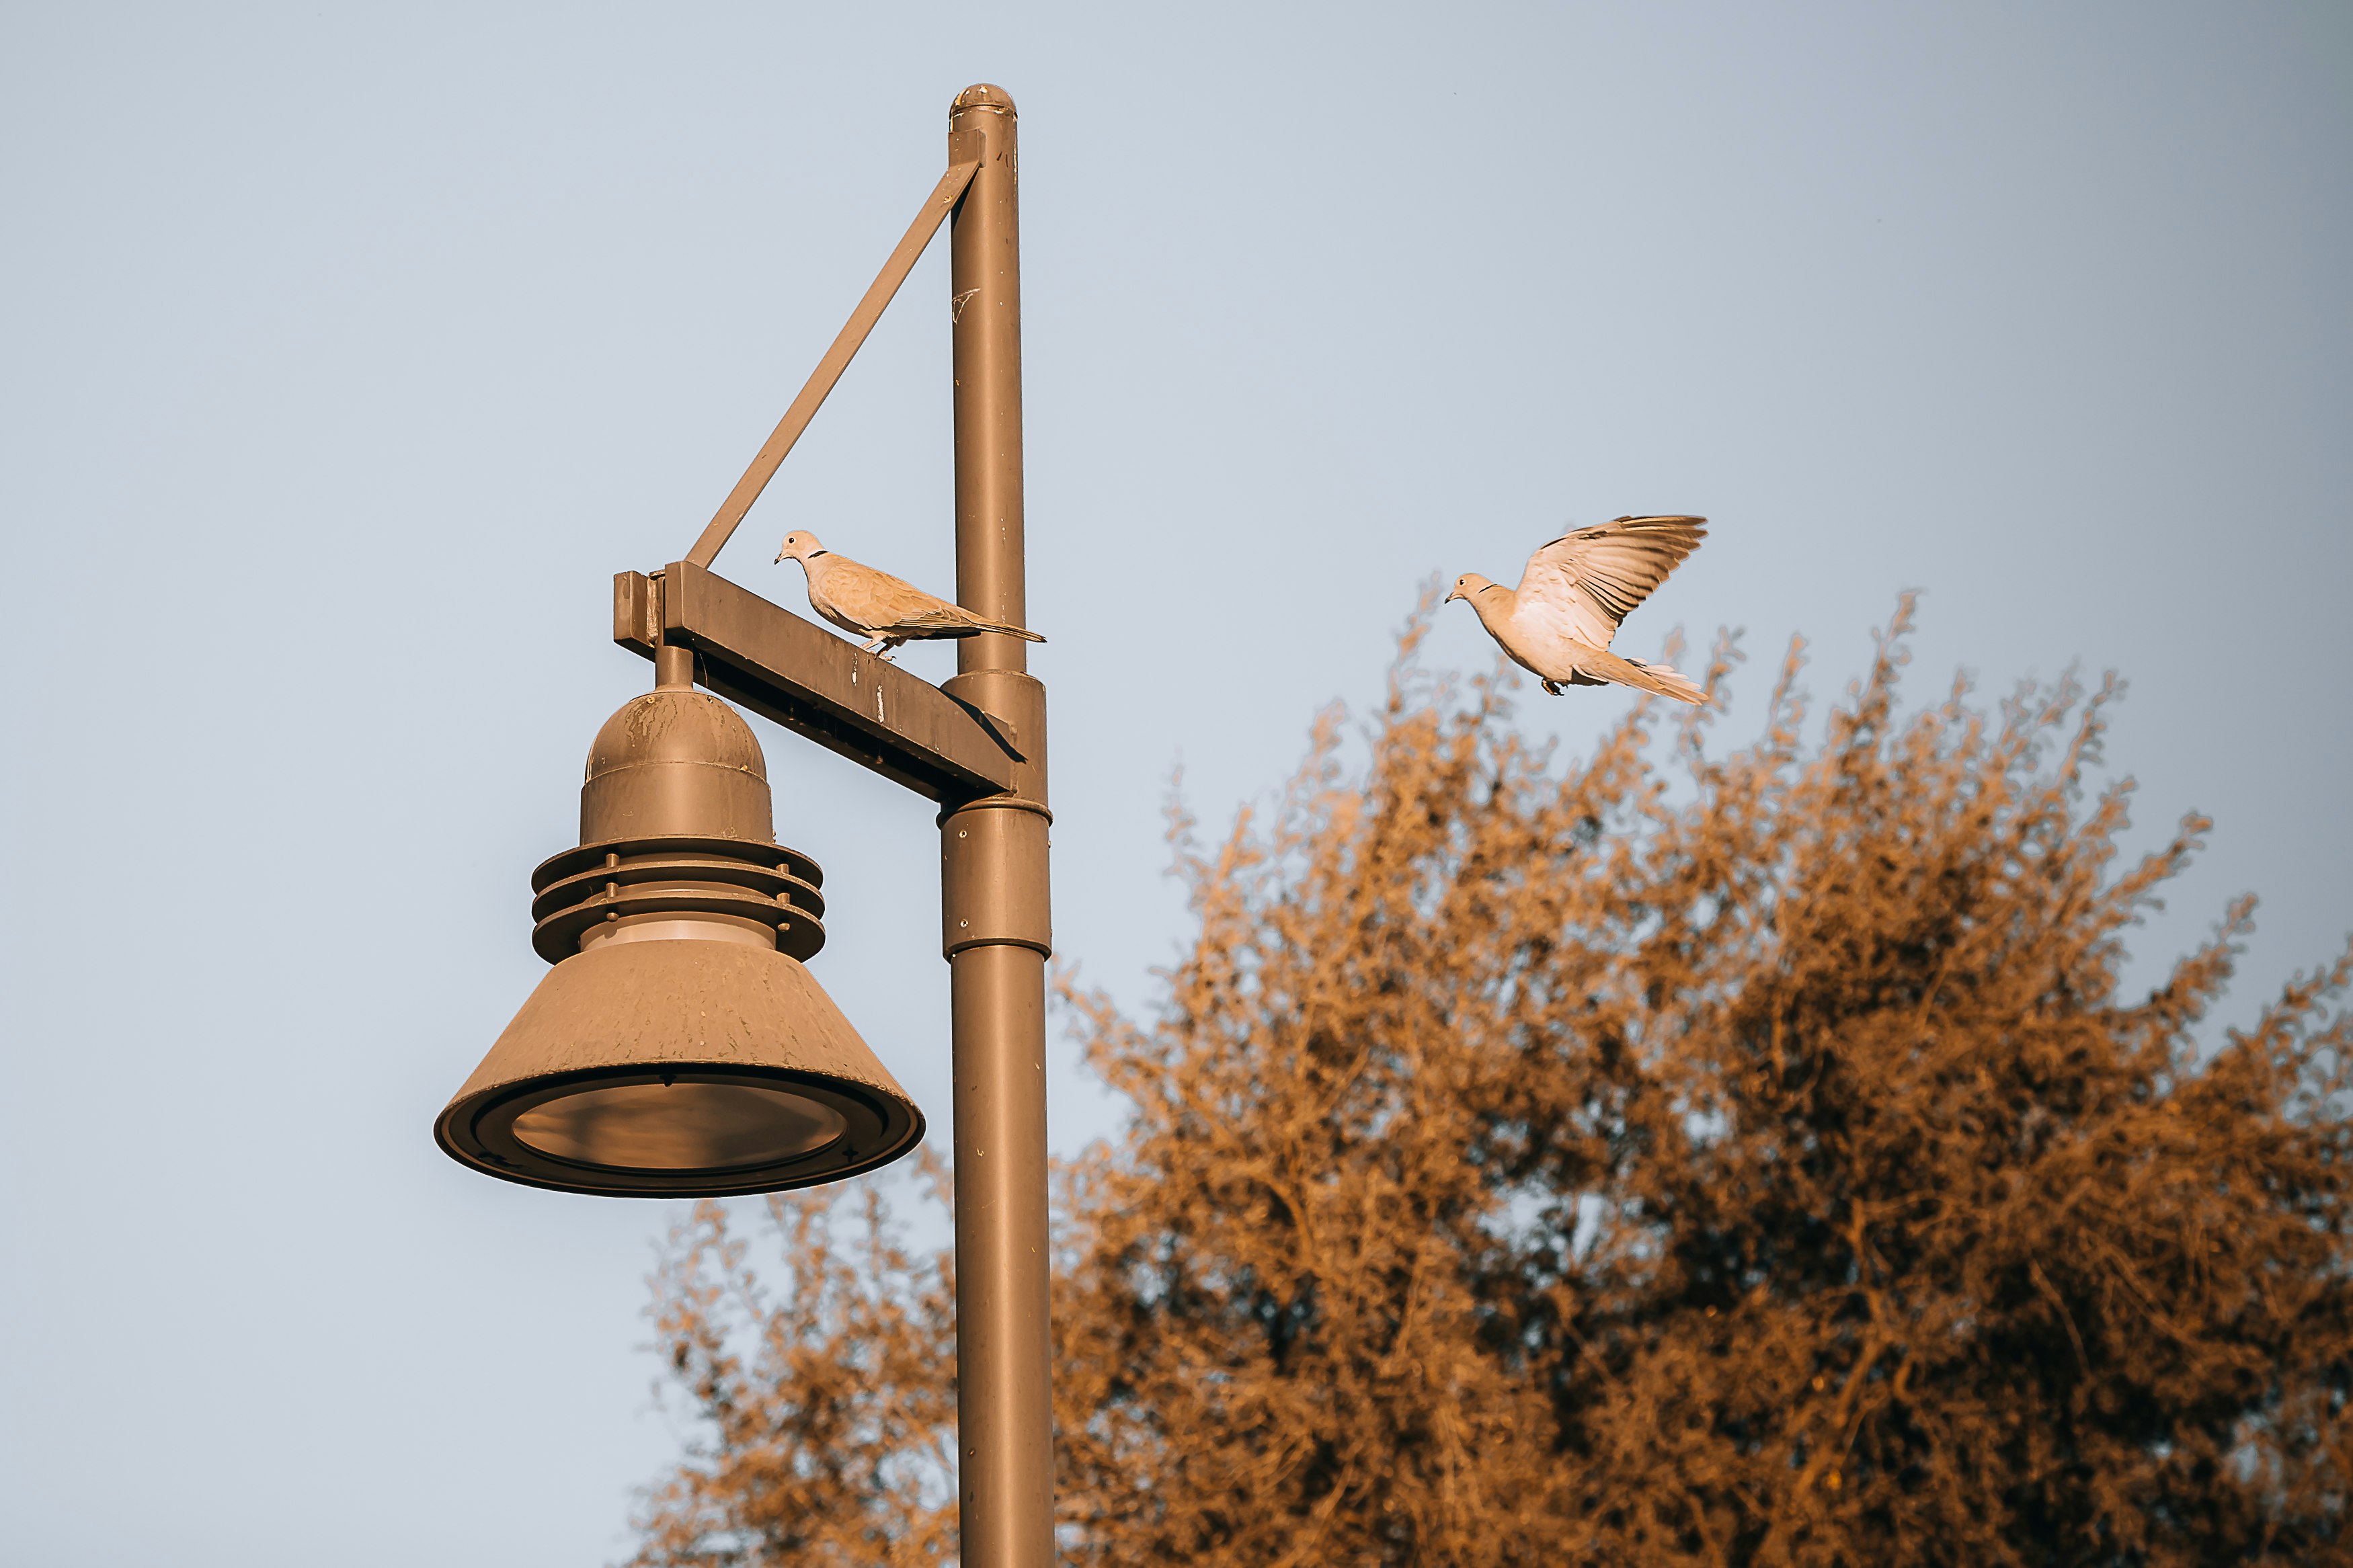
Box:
436, 85, 1053, 1567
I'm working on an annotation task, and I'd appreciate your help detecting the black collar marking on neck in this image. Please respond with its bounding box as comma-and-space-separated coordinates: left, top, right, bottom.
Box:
807, 549, 830, 559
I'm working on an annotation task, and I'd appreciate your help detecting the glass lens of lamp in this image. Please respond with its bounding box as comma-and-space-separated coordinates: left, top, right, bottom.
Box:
511, 1081, 847, 1171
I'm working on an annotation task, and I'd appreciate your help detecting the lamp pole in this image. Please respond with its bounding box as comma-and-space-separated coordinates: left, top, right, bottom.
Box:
441, 81, 1057, 1566
940, 85, 1058, 1568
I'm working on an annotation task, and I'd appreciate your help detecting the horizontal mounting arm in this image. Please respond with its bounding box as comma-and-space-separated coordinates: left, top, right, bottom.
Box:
616, 561, 1019, 802
685, 159, 981, 571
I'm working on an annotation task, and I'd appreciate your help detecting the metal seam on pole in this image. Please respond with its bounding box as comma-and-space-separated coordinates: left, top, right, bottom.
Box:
934, 796, 1052, 826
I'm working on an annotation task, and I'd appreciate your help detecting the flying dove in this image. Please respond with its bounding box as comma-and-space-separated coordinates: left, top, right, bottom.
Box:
1446, 515, 1710, 704
774, 530, 1045, 657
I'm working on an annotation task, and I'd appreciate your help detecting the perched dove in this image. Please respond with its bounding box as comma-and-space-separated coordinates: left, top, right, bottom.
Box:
1446, 515, 1710, 704
774, 530, 1045, 657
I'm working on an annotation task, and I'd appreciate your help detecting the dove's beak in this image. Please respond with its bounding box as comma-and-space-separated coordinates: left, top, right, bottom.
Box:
1443, 586, 1462, 604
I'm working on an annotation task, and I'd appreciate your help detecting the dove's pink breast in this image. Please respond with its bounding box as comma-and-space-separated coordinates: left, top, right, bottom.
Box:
1484, 606, 1595, 684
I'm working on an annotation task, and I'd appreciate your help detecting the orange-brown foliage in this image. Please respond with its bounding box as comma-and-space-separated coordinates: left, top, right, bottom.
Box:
634, 601, 2352, 1567
633, 1159, 959, 1567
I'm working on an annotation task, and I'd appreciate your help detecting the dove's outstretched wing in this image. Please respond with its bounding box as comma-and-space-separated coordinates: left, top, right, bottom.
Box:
1515, 515, 1708, 649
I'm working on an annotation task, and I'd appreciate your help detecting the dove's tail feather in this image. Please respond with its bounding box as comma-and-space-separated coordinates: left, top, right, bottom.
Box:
1580, 647, 1709, 706
945, 613, 1043, 643
893, 609, 1047, 642
969, 617, 1046, 643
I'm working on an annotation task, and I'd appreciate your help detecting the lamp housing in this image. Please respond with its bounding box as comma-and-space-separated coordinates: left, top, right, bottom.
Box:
436, 649, 923, 1196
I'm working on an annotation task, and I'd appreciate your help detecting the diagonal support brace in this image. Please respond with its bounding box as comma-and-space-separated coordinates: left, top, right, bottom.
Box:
685, 159, 981, 571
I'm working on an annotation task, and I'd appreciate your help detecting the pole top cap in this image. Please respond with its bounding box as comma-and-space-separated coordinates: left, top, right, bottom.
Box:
952, 83, 1016, 118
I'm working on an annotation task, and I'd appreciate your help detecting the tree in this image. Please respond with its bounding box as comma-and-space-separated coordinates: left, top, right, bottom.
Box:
633, 600, 2351, 1567
632, 1162, 958, 1568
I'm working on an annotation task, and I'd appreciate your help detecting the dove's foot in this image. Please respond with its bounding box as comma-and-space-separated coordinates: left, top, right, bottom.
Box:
1541, 679, 1564, 696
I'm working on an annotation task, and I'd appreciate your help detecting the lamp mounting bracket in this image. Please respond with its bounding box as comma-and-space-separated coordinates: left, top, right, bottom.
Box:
616, 561, 1020, 804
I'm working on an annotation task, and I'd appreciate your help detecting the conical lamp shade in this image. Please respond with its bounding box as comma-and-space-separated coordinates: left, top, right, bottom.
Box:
436, 934, 924, 1198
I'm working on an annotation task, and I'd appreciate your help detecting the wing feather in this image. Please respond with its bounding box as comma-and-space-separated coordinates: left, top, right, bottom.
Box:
826, 559, 958, 629
1515, 514, 1707, 648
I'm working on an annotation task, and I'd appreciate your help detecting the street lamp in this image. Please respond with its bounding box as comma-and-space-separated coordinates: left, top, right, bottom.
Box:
433, 643, 924, 1197
436, 84, 1053, 1568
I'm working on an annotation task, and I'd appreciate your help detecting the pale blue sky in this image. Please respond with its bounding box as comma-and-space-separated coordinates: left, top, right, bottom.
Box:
3, 4, 2347, 1563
